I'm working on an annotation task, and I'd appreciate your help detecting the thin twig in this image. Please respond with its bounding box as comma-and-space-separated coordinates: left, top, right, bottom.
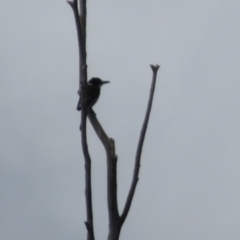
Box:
79, 0, 87, 46
67, 0, 84, 70
120, 65, 160, 224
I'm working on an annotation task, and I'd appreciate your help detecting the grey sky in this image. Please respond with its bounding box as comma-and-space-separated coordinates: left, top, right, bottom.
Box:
1, 1, 240, 239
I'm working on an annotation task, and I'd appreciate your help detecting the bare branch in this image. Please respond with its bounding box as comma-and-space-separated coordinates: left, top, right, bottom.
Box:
87, 109, 110, 148
88, 109, 120, 237
67, 0, 84, 68
79, 0, 87, 46
120, 64, 160, 224
69, 0, 159, 237
81, 116, 94, 240
68, 1, 94, 240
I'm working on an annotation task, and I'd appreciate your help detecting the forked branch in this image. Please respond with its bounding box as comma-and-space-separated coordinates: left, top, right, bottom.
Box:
68, 1, 159, 239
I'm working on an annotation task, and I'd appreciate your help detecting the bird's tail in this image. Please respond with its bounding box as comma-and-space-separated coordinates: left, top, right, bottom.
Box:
76, 99, 81, 111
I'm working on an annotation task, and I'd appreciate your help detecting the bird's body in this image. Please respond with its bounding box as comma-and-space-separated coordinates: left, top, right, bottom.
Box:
77, 77, 109, 111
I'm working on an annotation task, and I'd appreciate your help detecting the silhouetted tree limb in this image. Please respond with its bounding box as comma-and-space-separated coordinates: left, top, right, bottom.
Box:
88, 109, 120, 240
68, 0, 159, 239
120, 65, 160, 224
68, 1, 94, 240
88, 65, 160, 239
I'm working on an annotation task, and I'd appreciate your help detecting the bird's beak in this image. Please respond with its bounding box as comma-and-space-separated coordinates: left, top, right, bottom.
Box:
101, 81, 110, 85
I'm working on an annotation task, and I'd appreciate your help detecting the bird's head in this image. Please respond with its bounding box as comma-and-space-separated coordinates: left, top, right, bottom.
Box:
88, 77, 110, 87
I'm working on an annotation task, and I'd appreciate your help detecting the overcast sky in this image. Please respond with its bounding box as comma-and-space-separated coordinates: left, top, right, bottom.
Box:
1, 1, 240, 240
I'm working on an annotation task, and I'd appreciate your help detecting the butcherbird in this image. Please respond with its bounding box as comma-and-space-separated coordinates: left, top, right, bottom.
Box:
76, 77, 110, 111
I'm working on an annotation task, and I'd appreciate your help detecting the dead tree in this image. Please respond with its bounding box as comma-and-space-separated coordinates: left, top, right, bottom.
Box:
67, 1, 160, 239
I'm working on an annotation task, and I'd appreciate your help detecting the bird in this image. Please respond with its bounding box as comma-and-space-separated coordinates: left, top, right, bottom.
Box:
77, 77, 110, 111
